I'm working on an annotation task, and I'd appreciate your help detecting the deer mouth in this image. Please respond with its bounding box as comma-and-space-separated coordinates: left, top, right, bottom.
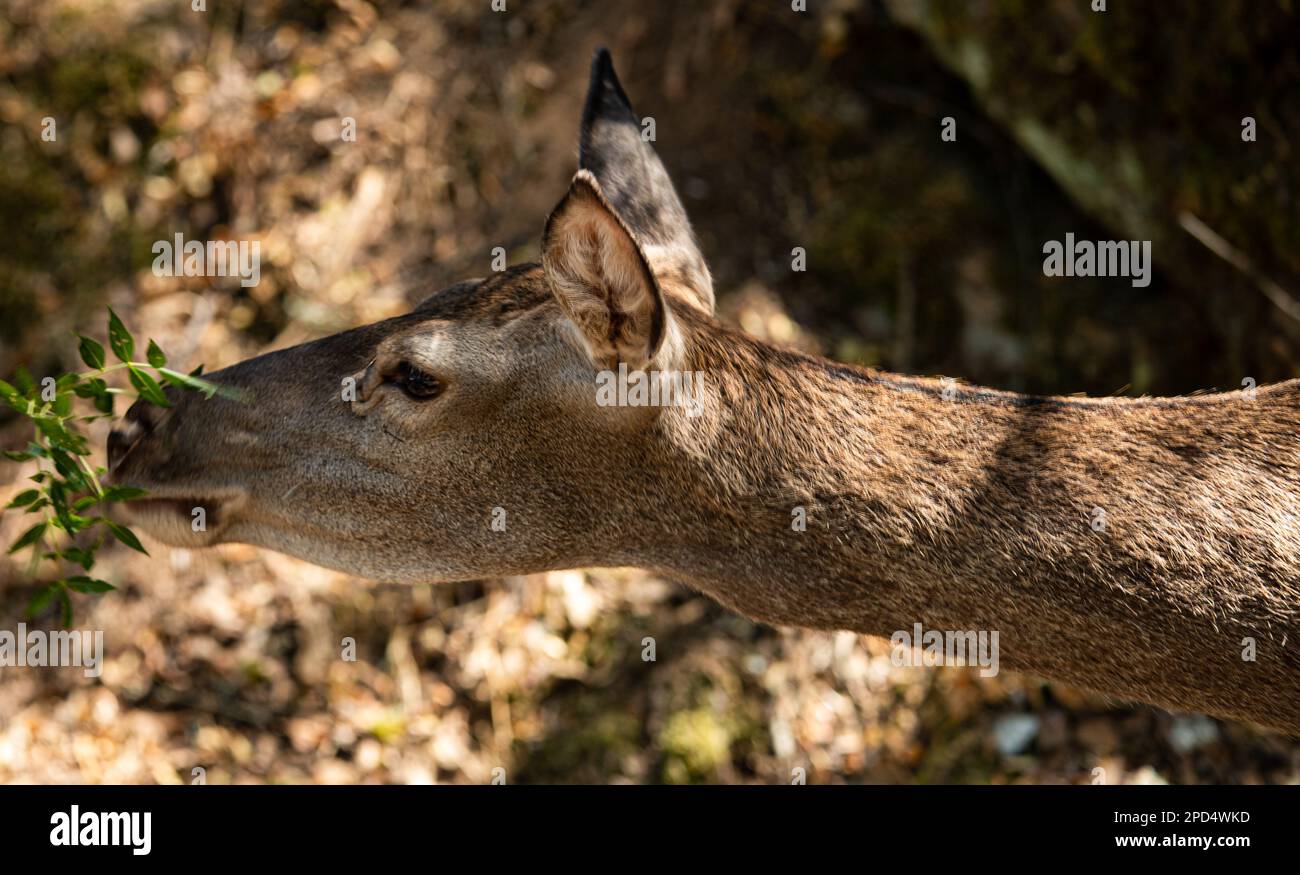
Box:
116, 493, 238, 549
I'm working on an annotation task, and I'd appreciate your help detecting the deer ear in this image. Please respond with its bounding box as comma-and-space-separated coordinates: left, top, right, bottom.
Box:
578, 48, 714, 315
542, 170, 669, 370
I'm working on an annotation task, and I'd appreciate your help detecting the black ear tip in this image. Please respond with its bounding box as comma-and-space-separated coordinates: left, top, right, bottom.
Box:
588, 47, 614, 89
584, 46, 633, 117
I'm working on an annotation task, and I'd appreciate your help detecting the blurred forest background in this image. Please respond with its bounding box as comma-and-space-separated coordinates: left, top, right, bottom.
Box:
2, 0, 1299, 783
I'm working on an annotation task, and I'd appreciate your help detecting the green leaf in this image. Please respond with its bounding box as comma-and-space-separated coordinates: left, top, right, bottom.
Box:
146, 339, 167, 368
58, 588, 72, 627
127, 365, 170, 407
48, 448, 90, 492
59, 511, 94, 534
102, 485, 148, 502
13, 365, 35, 396
157, 367, 227, 399
107, 307, 134, 363
5, 489, 40, 509
65, 576, 115, 594
45, 480, 80, 533
78, 335, 107, 370
62, 543, 99, 570
71, 376, 116, 416
8, 521, 46, 554
26, 583, 60, 618
35, 418, 90, 456
72, 376, 109, 400
106, 520, 149, 555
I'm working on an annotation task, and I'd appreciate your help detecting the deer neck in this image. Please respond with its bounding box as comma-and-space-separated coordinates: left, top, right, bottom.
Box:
647, 333, 1019, 630
638, 323, 1300, 732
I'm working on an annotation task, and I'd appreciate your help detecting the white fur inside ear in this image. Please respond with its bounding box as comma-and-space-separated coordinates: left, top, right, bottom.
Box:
556, 300, 684, 374
542, 173, 668, 369
652, 307, 686, 370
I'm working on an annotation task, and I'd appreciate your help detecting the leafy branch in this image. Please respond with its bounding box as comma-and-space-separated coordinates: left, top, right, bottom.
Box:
0, 308, 225, 625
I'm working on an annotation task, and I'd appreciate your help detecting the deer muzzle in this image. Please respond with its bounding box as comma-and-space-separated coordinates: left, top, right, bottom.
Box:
106, 396, 245, 548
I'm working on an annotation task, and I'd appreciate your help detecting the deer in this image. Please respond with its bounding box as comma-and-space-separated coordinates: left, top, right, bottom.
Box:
106, 49, 1300, 736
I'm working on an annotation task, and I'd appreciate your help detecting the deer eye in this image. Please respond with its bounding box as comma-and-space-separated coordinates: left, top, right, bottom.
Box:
393, 361, 443, 399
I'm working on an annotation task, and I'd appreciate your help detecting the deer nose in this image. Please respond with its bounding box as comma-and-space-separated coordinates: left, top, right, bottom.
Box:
107, 399, 164, 472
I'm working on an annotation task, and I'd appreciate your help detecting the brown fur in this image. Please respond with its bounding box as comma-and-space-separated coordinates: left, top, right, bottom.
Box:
107, 50, 1300, 735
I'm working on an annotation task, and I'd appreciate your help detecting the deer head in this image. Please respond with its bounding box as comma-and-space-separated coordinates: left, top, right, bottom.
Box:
108, 49, 724, 586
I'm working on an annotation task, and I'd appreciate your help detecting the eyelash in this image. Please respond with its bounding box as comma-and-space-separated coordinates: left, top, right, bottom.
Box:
393, 361, 443, 399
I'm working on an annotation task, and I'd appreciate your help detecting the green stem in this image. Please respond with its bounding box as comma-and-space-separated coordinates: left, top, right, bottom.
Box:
73, 362, 131, 381
76, 454, 103, 497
